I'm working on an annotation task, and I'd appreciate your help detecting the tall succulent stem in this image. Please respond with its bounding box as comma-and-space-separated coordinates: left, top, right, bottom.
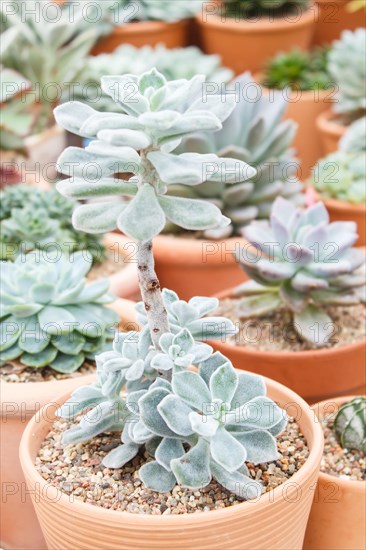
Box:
137, 239, 170, 357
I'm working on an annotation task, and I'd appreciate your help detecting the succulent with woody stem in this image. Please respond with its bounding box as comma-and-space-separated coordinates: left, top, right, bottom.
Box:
55, 69, 288, 498
234, 197, 366, 347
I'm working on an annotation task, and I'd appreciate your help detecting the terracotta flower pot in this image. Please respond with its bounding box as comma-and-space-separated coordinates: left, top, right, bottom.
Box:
313, 0, 366, 46
92, 19, 190, 55
153, 235, 247, 300
256, 77, 335, 179
311, 190, 366, 247
304, 396, 366, 550
103, 233, 139, 299
0, 299, 137, 550
211, 288, 366, 404
316, 109, 346, 155
196, 2, 316, 74
19, 375, 323, 550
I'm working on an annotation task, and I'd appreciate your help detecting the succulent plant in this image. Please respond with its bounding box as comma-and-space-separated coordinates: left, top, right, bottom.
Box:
0, 252, 119, 372
261, 47, 331, 92
312, 151, 366, 205
0, 67, 36, 154
334, 397, 366, 452
340, 116, 366, 154
176, 72, 304, 238
70, 45, 233, 113
234, 197, 366, 346
0, 185, 106, 262
55, 68, 288, 499
1, 0, 98, 131
312, 117, 366, 205
328, 28, 366, 118
59, 338, 286, 497
223, 0, 309, 18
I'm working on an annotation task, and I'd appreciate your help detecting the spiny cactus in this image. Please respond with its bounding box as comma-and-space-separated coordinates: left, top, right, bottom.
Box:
235, 197, 366, 346
59, 336, 287, 498
261, 47, 331, 92
312, 117, 366, 204
0, 252, 118, 372
1, 0, 98, 131
176, 72, 303, 238
71, 45, 233, 112
223, 0, 309, 18
0, 67, 36, 154
0, 185, 105, 262
334, 397, 366, 452
328, 28, 366, 118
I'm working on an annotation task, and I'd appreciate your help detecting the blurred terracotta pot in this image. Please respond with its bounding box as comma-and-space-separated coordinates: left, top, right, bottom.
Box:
313, 0, 365, 46
153, 235, 247, 300
19, 376, 323, 550
257, 77, 334, 179
24, 124, 66, 182
211, 288, 366, 404
103, 233, 139, 299
316, 109, 346, 154
196, 2, 316, 74
311, 190, 366, 247
92, 20, 189, 54
0, 299, 137, 550
304, 396, 366, 550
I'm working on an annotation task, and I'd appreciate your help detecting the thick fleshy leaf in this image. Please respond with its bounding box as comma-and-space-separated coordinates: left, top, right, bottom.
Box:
211, 427, 247, 472
229, 396, 284, 430
155, 438, 185, 471
50, 353, 85, 373
56, 178, 137, 200
54, 102, 97, 136
72, 202, 126, 234
171, 439, 211, 489
117, 184, 165, 242
98, 129, 151, 149
159, 195, 227, 231
233, 430, 279, 464
20, 345, 58, 368
211, 461, 263, 500
139, 461, 176, 493
139, 388, 178, 438
189, 411, 219, 437
231, 371, 266, 409
103, 443, 139, 468
210, 363, 238, 405
37, 306, 76, 335
157, 395, 195, 436
294, 304, 333, 346
172, 371, 211, 410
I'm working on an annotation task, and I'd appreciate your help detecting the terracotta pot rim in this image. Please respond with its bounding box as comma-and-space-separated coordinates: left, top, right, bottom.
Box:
110, 18, 189, 35
196, 2, 316, 32
20, 374, 323, 524
316, 109, 347, 137
214, 288, 366, 360
312, 395, 366, 489
321, 195, 366, 213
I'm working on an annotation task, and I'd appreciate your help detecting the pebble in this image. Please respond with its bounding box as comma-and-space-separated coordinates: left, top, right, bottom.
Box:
35, 416, 309, 515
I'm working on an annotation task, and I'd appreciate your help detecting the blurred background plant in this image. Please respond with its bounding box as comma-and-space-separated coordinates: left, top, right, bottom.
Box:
311, 117, 366, 204
222, 0, 310, 18
172, 73, 304, 238
0, 185, 106, 262
69, 45, 233, 112
261, 47, 331, 91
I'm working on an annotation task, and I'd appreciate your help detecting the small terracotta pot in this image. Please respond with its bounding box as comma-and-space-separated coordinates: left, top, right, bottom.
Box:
211, 288, 366, 404
196, 2, 316, 74
304, 396, 366, 550
103, 233, 139, 299
153, 235, 247, 300
92, 19, 189, 54
256, 77, 334, 179
311, 190, 366, 247
0, 299, 137, 550
19, 375, 323, 550
316, 109, 346, 155
313, 0, 366, 46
